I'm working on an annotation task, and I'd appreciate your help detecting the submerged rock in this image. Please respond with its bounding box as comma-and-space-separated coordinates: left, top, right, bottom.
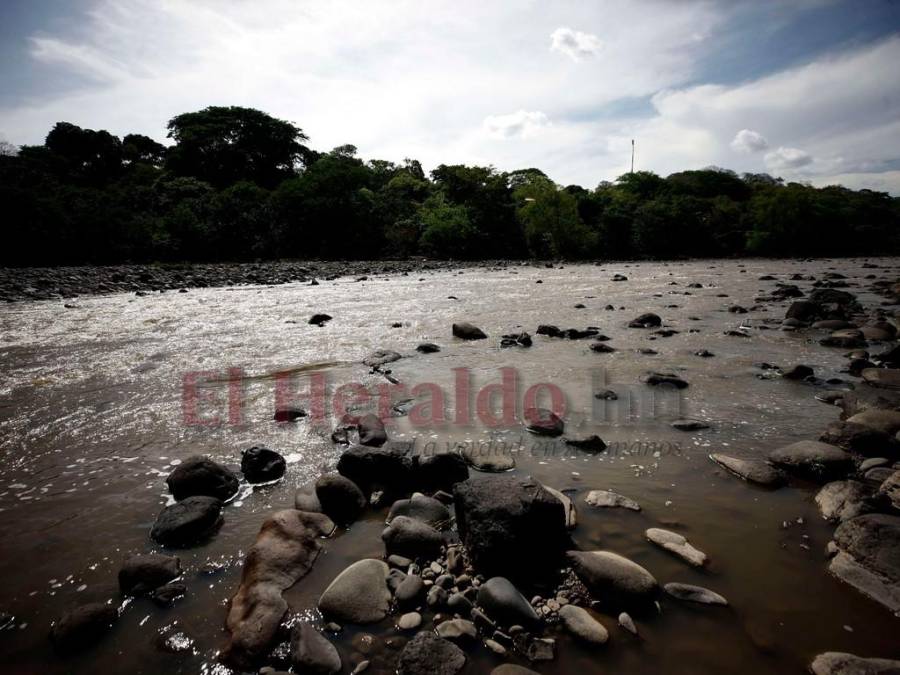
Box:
709, 453, 786, 487
524, 407, 564, 436
564, 435, 608, 453
416, 342, 441, 353
362, 349, 402, 368
291, 623, 341, 675
829, 513, 900, 614
50, 602, 118, 654
318, 559, 391, 624
150, 496, 223, 547
224, 509, 335, 669
166, 456, 239, 501
316, 473, 367, 525
628, 313, 662, 328
118, 553, 181, 596
381, 516, 443, 559
585, 490, 641, 511
452, 322, 487, 340
663, 583, 728, 606
640, 372, 689, 389
387, 493, 451, 529
815, 481, 876, 523
567, 550, 659, 608
645, 528, 708, 567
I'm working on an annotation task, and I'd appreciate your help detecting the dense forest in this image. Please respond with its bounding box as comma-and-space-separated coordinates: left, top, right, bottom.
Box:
1, 106, 898, 266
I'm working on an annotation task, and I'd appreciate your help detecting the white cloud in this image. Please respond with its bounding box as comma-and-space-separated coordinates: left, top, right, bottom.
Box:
764, 146, 813, 170
550, 27, 603, 61
482, 110, 550, 139
730, 129, 768, 153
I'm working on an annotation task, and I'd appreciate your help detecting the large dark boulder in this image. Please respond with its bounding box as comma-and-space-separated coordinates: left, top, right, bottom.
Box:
476, 577, 539, 627
315, 473, 367, 525
50, 602, 118, 654
453, 475, 569, 579
336, 444, 413, 496
628, 313, 662, 328
809, 288, 856, 306
768, 440, 854, 482
382, 516, 443, 558
452, 322, 487, 340
166, 456, 239, 501
357, 413, 388, 447
397, 631, 466, 675
118, 553, 181, 595
241, 446, 286, 483
411, 452, 469, 492
224, 509, 335, 669
150, 496, 224, 547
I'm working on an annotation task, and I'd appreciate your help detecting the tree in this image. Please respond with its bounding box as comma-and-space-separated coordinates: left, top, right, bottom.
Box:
418, 194, 478, 258
45, 122, 124, 184
514, 176, 596, 258
165, 106, 310, 188
123, 134, 167, 167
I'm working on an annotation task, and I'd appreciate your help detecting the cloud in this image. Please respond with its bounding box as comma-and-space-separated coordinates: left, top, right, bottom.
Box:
764, 146, 813, 170
730, 129, 768, 153
482, 110, 550, 139
549, 27, 603, 61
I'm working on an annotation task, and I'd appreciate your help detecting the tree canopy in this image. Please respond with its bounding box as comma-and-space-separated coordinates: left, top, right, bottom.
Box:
1, 107, 897, 266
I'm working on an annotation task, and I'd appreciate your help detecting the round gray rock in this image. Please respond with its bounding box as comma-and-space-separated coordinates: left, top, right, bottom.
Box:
318, 559, 391, 624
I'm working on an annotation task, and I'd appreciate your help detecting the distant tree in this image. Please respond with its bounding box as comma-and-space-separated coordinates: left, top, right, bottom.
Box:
418, 194, 478, 258
615, 170, 668, 200
514, 176, 596, 258
122, 134, 167, 167
0, 139, 17, 156
165, 106, 310, 188
45, 122, 124, 184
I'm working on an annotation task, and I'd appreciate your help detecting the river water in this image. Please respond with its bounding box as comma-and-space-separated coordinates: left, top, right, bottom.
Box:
0, 258, 898, 674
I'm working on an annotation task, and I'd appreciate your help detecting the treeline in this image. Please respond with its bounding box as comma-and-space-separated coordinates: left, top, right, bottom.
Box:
2, 106, 898, 266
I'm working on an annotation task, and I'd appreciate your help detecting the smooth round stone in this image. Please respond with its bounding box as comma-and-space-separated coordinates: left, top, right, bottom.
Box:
663, 582, 728, 605
397, 612, 422, 630
476, 577, 539, 627
566, 551, 658, 608
645, 528, 708, 567
318, 560, 391, 624
558, 604, 609, 645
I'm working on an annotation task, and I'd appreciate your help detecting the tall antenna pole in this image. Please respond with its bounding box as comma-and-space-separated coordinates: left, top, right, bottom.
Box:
631, 139, 635, 173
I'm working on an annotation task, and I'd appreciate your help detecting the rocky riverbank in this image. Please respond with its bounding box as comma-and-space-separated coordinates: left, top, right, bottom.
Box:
41, 263, 900, 675
0, 259, 532, 303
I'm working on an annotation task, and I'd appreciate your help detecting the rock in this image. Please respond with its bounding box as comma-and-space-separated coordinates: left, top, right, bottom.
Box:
316, 473, 367, 525
860, 457, 891, 472
382, 516, 443, 559
118, 553, 181, 595
454, 475, 569, 579
447, 592, 473, 616
294, 488, 323, 513
274, 407, 307, 422
452, 322, 487, 340
810, 652, 900, 674
821, 335, 868, 349
783, 364, 814, 380
397, 612, 422, 630
709, 453, 786, 487
436, 619, 477, 643
567, 551, 658, 608
459, 443, 516, 472
878, 470, 900, 510
240, 446, 286, 483
318, 559, 392, 624
628, 313, 662, 328
809, 288, 857, 306
618, 612, 637, 635
847, 409, 900, 435
356, 414, 388, 447
543, 485, 577, 529
291, 623, 341, 675
590, 342, 615, 353
411, 452, 469, 493
564, 435, 607, 453
866, 467, 896, 483
558, 604, 609, 645
165, 456, 239, 501
476, 577, 539, 627
50, 602, 118, 654
829, 514, 900, 614
645, 528, 707, 567
387, 493, 451, 529
671, 419, 710, 431
309, 313, 332, 326
337, 444, 413, 496
820, 421, 895, 457
785, 301, 819, 322
640, 372, 689, 389
416, 342, 440, 353
768, 441, 854, 481
150, 496, 223, 547
663, 583, 728, 605
427, 585, 448, 608
518, 635, 556, 661
397, 631, 466, 675
363, 349, 402, 368
224, 510, 335, 668
585, 490, 640, 511
861, 368, 900, 390
816, 481, 876, 523
394, 575, 425, 610
150, 582, 186, 607
524, 407, 564, 436
484, 639, 507, 656
501, 332, 532, 348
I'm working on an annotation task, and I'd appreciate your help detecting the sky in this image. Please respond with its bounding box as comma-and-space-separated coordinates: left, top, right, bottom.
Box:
1, 0, 900, 193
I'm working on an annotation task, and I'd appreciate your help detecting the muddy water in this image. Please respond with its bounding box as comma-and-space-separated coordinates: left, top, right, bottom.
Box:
0, 258, 898, 674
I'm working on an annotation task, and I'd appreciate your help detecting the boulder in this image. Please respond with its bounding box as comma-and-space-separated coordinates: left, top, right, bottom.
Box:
436, 618, 477, 644
223, 509, 335, 669
150, 496, 223, 547
558, 604, 609, 645
294, 488, 323, 513
782, 364, 814, 380
820, 422, 895, 457
847, 409, 900, 435
585, 490, 640, 511
877, 470, 900, 510
452, 322, 487, 340
309, 313, 332, 326
567, 550, 658, 608
663, 583, 728, 606
363, 349, 402, 368
829, 513, 900, 614
397, 631, 466, 675
165, 456, 239, 501
809, 288, 857, 306
241, 446, 286, 483
641, 372, 689, 389
454, 475, 569, 579
416, 342, 440, 353
337, 444, 413, 496
476, 577, 539, 627
459, 443, 516, 472
810, 652, 900, 675
315, 473, 367, 525
394, 575, 425, 610
50, 602, 118, 654
768, 440, 854, 481
628, 313, 662, 328
815, 481, 876, 523
357, 414, 388, 447
291, 623, 341, 675
708, 454, 787, 487
645, 528, 707, 567
118, 553, 181, 595
318, 559, 391, 624
564, 435, 608, 453
524, 407, 564, 436
411, 452, 469, 493
785, 301, 818, 322
387, 493, 451, 529
274, 407, 306, 422
381, 516, 443, 559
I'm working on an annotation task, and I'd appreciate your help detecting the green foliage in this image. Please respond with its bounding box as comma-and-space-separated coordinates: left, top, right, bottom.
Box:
1, 108, 897, 266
